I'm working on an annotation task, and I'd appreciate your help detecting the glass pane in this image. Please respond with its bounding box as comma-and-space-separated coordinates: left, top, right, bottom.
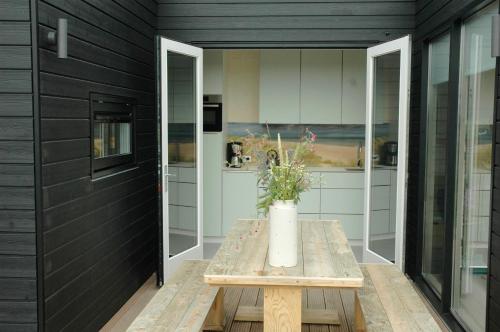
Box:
167, 51, 198, 257
369, 51, 400, 262
93, 122, 131, 158
422, 33, 451, 297
453, 3, 497, 330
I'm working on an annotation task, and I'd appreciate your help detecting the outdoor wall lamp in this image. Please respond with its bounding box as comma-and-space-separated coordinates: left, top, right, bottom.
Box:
47, 18, 68, 59
493, 15, 500, 57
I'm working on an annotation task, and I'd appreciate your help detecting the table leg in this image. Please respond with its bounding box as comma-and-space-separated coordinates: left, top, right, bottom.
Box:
204, 288, 225, 331
263, 286, 301, 332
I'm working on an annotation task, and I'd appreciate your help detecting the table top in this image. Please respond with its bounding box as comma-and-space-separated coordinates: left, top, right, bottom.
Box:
204, 219, 363, 288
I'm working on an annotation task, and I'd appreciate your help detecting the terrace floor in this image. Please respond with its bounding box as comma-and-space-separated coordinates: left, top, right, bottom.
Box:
101, 273, 449, 332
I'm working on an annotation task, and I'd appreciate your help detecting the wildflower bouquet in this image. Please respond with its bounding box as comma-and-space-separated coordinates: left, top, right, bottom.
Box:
257, 129, 317, 214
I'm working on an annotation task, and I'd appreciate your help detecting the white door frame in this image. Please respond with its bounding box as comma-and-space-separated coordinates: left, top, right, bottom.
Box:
159, 37, 203, 279
363, 35, 411, 269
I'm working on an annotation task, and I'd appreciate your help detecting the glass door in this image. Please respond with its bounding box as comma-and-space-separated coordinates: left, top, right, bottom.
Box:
157, 37, 203, 282
452, 3, 497, 330
422, 32, 451, 297
363, 36, 411, 269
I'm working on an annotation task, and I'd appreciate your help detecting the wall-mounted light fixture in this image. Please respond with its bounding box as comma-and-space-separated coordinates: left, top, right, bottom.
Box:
492, 15, 500, 57
47, 18, 68, 59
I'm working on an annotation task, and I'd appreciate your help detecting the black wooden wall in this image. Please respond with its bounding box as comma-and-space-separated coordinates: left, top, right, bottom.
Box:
157, 0, 415, 48
36, 0, 158, 330
0, 0, 38, 330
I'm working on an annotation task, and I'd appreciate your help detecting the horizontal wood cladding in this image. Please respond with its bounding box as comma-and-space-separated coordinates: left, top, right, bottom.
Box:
37, 0, 158, 330
0, 0, 37, 330
157, 0, 415, 47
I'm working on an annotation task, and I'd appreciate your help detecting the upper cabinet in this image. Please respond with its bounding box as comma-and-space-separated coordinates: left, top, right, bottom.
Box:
222, 49, 369, 125
342, 49, 367, 124
300, 50, 342, 124
259, 50, 301, 124
203, 50, 223, 95
224, 50, 260, 123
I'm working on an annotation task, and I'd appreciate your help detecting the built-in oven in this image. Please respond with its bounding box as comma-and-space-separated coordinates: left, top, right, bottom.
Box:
203, 95, 222, 132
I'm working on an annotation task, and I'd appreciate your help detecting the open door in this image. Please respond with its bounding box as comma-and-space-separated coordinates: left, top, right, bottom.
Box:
157, 36, 203, 284
363, 36, 411, 269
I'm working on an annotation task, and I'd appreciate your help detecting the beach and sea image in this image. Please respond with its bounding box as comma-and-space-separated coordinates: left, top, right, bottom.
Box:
226, 123, 390, 168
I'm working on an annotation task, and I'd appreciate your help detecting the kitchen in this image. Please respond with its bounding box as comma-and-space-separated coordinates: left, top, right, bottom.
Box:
166, 48, 403, 261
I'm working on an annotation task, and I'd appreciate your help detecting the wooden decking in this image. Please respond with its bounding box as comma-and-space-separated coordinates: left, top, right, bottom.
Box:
219, 287, 356, 332
102, 273, 450, 332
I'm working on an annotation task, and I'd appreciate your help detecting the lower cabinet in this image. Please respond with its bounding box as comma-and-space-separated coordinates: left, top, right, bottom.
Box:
321, 214, 363, 240
222, 171, 258, 234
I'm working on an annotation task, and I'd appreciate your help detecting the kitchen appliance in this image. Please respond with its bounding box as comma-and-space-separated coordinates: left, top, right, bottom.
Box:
203, 95, 222, 132
384, 141, 398, 166
227, 142, 243, 168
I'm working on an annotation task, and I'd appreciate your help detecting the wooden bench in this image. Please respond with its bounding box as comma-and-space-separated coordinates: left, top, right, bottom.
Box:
355, 264, 442, 331
127, 260, 224, 332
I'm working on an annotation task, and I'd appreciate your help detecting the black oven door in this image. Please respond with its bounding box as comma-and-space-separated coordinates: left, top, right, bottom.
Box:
203, 104, 222, 132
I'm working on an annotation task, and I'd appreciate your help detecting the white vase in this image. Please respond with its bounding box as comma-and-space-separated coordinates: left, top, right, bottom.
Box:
268, 200, 298, 267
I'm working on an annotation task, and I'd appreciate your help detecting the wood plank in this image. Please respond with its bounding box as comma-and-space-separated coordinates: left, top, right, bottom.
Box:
205, 220, 363, 288
0, 187, 34, 210
127, 260, 220, 332
0, 233, 35, 255
0, 46, 31, 69
0, 70, 32, 93
0, 210, 35, 233
0, 0, 29, 21
264, 287, 301, 332
365, 264, 441, 331
0, 22, 31, 45
234, 305, 339, 325
0, 278, 36, 300
0, 164, 34, 186
0, 256, 36, 278
158, 3, 415, 17
0, 94, 32, 117
356, 266, 392, 331
0, 118, 33, 140
158, 16, 415, 30
0, 141, 33, 163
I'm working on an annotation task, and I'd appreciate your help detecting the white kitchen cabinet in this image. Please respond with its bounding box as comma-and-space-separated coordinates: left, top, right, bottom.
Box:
222, 171, 258, 234
224, 50, 260, 123
178, 167, 197, 183
370, 186, 390, 211
342, 49, 367, 124
178, 182, 196, 207
259, 50, 301, 124
203, 50, 223, 95
179, 206, 196, 231
370, 210, 390, 235
321, 214, 363, 240
389, 170, 397, 233
322, 171, 364, 189
372, 169, 391, 186
203, 133, 223, 237
297, 189, 321, 214
300, 50, 342, 124
298, 214, 320, 220
321, 188, 364, 214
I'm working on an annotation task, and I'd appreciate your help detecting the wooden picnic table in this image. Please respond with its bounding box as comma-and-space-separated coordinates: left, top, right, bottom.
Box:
204, 219, 364, 331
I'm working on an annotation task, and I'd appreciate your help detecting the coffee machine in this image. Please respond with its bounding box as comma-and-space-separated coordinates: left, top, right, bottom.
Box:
226, 142, 243, 168
384, 141, 398, 166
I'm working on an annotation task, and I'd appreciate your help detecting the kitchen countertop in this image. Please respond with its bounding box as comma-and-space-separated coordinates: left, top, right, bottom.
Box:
223, 165, 397, 172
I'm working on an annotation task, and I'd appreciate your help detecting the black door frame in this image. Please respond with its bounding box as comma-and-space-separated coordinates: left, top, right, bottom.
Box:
411, 1, 499, 331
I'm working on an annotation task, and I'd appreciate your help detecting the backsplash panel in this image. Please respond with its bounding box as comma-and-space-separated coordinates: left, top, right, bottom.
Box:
226, 123, 389, 167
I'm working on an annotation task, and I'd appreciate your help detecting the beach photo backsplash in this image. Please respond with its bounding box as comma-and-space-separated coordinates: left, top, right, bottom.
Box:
226, 123, 391, 168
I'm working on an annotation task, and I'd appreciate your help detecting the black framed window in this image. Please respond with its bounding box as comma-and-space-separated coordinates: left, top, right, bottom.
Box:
90, 93, 136, 178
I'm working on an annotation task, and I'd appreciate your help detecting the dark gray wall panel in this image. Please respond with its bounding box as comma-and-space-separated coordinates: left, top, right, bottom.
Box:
0, 0, 37, 329
37, 0, 158, 330
0, 0, 30, 21
157, 0, 415, 47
